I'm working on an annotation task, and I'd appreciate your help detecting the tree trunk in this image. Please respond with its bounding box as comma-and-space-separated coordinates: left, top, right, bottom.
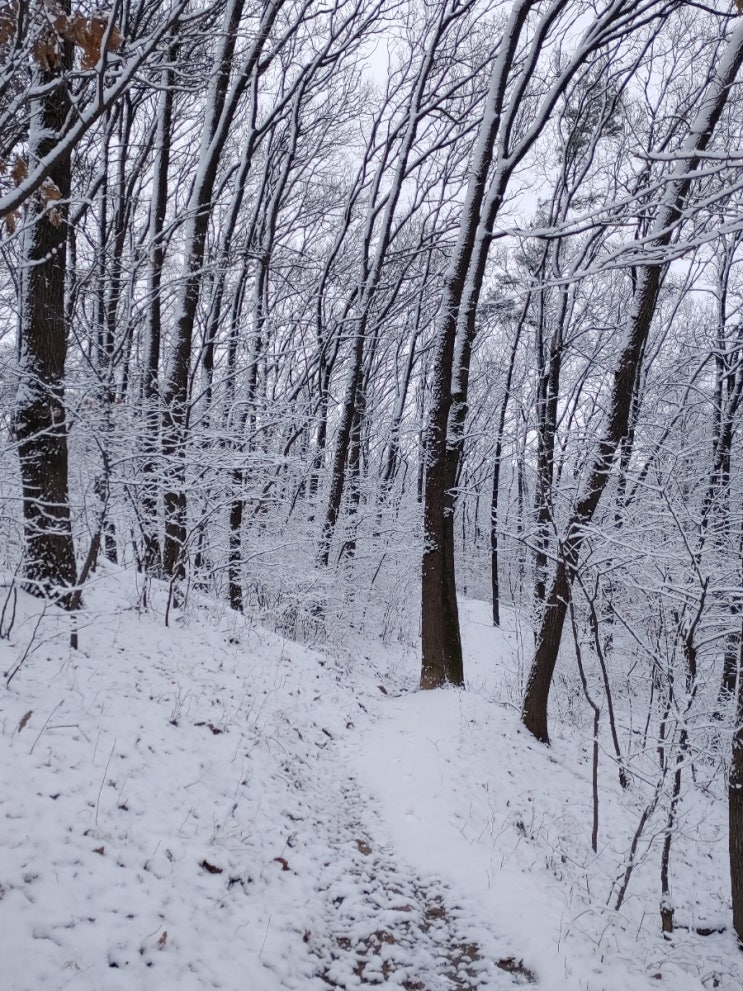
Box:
491, 301, 528, 626
730, 630, 743, 941
318, 328, 365, 567
141, 44, 176, 575
422, 0, 536, 688
15, 10, 77, 605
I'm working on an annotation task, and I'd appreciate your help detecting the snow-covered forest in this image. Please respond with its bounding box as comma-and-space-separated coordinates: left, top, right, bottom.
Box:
3, 0, 743, 987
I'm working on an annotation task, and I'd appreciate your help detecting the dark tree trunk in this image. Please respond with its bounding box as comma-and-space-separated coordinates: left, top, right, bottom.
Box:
141, 47, 176, 576
522, 264, 664, 743
422, 0, 574, 688
228, 470, 244, 612
338, 387, 365, 563
226, 251, 269, 609
318, 327, 365, 568
421, 276, 467, 689
533, 312, 563, 606
491, 301, 528, 626
15, 12, 77, 606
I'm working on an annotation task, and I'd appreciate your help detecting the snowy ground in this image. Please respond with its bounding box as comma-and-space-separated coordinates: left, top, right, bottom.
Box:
0, 565, 741, 990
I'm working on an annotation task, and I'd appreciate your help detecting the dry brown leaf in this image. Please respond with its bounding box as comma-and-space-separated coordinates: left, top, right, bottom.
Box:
39, 179, 63, 226
80, 41, 100, 70
11, 155, 27, 186
41, 6, 124, 70
32, 37, 61, 71
157, 931, 167, 949
737, 0, 743, 12
3, 210, 17, 235
90, 14, 124, 52
58, 13, 89, 48
0, 2, 16, 45
40, 179, 61, 203
69, 12, 124, 70
107, 24, 124, 52
17, 710, 32, 732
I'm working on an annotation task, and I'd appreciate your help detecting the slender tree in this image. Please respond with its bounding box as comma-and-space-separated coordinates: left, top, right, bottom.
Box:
521, 19, 743, 743
421, 0, 668, 688
14, 3, 78, 604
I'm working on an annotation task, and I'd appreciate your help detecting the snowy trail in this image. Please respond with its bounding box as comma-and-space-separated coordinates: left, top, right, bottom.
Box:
303, 764, 533, 990
0, 573, 531, 991
1, 573, 742, 990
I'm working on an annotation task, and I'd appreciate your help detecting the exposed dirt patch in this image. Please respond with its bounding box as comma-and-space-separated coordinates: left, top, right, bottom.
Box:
307, 779, 537, 989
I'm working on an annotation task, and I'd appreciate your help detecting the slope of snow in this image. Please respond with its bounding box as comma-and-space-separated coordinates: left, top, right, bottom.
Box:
0, 567, 739, 989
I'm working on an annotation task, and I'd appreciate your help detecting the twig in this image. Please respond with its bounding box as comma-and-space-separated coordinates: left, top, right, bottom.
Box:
95, 739, 116, 827
6, 610, 46, 688
569, 596, 600, 853
68, 500, 107, 649
258, 914, 272, 961
613, 780, 663, 911
29, 701, 64, 754
0, 562, 21, 640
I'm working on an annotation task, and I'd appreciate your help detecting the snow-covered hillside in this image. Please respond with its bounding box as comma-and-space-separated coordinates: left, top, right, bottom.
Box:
0, 567, 739, 990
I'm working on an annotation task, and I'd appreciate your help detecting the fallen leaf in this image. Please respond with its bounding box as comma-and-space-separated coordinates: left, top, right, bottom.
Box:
200, 859, 223, 874
17, 710, 32, 733
194, 721, 224, 735
157, 930, 167, 949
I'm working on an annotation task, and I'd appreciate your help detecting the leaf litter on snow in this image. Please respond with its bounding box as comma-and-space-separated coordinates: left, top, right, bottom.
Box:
0, 568, 740, 990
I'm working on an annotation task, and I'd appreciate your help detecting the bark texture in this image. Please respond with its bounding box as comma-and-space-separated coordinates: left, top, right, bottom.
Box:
15, 11, 77, 605
731, 637, 743, 942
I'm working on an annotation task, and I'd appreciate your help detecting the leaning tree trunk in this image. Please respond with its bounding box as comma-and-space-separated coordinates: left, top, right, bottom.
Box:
161, 2, 246, 579
521, 22, 743, 744
14, 10, 77, 606
422, 0, 537, 689
421, 0, 649, 687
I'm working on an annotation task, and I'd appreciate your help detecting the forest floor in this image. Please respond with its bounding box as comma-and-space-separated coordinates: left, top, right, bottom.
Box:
0, 565, 740, 990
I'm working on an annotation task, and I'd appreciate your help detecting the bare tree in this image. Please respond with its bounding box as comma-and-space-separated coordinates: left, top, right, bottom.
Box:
421, 0, 673, 688
14, 2, 79, 604
521, 19, 743, 744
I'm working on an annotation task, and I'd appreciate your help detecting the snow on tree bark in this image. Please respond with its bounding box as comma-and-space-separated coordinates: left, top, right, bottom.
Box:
14, 3, 77, 606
